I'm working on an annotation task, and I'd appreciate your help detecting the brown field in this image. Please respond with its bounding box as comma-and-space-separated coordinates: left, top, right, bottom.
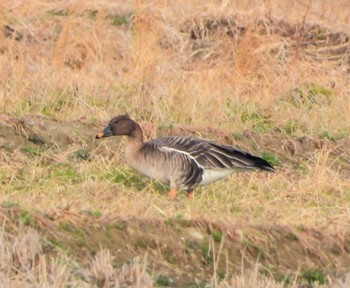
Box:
0, 0, 350, 287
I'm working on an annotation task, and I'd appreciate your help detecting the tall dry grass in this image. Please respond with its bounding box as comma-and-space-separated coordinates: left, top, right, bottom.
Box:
0, 1, 350, 286
0, 0, 349, 131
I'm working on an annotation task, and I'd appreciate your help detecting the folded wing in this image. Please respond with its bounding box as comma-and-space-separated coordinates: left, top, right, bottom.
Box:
149, 136, 274, 172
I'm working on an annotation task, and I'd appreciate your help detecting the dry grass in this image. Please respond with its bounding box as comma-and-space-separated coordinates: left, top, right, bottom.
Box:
0, 224, 349, 287
0, 227, 153, 287
0, 0, 349, 128
1, 134, 348, 228
0, 0, 350, 286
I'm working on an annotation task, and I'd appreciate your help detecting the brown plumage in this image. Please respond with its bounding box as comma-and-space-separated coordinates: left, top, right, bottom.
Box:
96, 115, 275, 198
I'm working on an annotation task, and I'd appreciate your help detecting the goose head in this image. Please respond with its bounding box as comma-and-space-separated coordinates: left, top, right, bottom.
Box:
95, 115, 140, 139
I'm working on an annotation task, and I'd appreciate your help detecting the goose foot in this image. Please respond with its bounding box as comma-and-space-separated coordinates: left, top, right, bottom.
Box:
168, 189, 177, 199
187, 190, 194, 199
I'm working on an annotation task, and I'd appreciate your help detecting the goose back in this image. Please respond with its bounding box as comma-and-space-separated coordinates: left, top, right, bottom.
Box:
146, 136, 274, 172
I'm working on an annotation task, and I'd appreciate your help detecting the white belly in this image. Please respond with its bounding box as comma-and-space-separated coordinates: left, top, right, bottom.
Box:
200, 169, 235, 186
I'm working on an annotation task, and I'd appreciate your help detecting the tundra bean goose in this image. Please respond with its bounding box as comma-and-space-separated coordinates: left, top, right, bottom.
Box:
96, 115, 275, 198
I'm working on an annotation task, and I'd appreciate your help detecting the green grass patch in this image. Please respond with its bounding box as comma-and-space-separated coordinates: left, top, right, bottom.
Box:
226, 100, 273, 132
22, 145, 46, 157
308, 83, 331, 97
105, 168, 146, 190
285, 232, 298, 241
156, 275, 173, 286
302, 269, 327, 285
87, 10, 98, 20
16, 100, 33, 115
164, 218, 175, 227
40, 91, 76, 116
20, 211, 34, 226
283, 119, 307, 136
320, 130, 349, 141
153, 182, 168, 193
110, 14, 130, 26
284, 83, 331, 109
85, 209, 102, 218
321, 130, 337, 141
217, 270, 226, 280
115, 221, 127, 230
212, 230, 223, 243
201, 243, 212, 263
261, 152, 280, 166
52, 163, 78, 181
241, 111, 273, 133
58, 221, 74, 233
76, 228, 86, 238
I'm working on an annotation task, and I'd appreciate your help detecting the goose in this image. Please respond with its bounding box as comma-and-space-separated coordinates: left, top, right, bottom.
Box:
96, 115, 274, 198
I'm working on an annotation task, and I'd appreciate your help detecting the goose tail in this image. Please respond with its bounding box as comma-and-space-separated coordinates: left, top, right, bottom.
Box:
250, 155, 275, 172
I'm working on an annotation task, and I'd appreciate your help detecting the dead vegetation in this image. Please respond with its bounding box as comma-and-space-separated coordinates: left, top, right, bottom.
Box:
0, 0, 350, 286
1, 207, 350, 287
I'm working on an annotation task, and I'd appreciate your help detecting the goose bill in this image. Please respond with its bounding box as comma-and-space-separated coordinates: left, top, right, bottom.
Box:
95, 125, 113, 139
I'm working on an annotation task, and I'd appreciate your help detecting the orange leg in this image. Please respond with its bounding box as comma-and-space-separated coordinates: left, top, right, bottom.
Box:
187, 190, 194, 199
168, 189, 177, 199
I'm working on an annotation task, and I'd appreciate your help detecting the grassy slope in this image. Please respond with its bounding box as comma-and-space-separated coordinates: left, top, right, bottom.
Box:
0, 0, 350, 286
